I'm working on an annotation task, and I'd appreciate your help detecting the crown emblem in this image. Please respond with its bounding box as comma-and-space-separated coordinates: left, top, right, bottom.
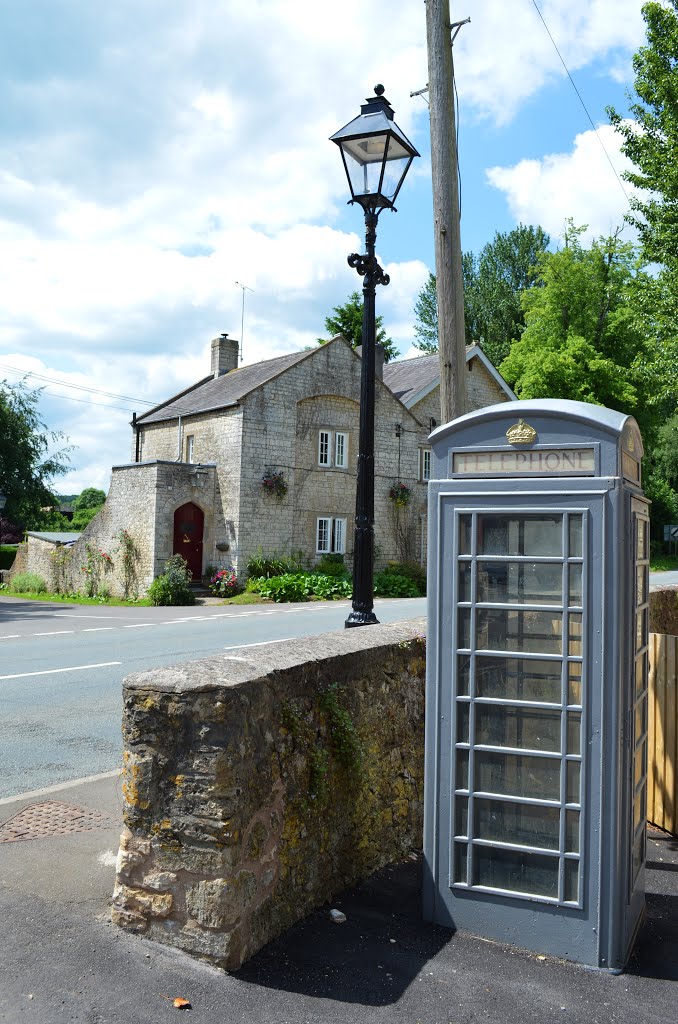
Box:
506, 419, 537, 446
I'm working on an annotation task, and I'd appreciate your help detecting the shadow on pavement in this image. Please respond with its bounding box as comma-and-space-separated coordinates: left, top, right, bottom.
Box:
235, 854, 452, 1006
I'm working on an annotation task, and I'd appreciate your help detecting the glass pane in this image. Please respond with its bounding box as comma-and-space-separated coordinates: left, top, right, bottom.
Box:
456, 749, 469, 791
477, 515, 562, 557
459, 516, 472, 555
567, 712, 581, 756
568, 564, 582, 606
475, 799, 560, 850
564, 859, 579, 902
569, 516, 583, 558
568, 614, 583, 657
636, 610, 647, 653
566, 810, 580, 853
476, 751, 561, 801
477, 562, 562, 605
636, 519, 647, 561
566, 761, 581, 805
635, 699, 647, 745
633, 789, 646, 832
458, 609, 471, 649
635, 655, 646, 699
473, 847, 558, 898
476, 656, 562, 704
568, 662, 582, 706
457, 703, 470, 744
476, 706, 561, 753
636, 565, 646, 605
632, 830, 643, 884
476, 609, 562, 655
634, 742, 646, 790
458, 562, 472, 602
455, 797, 468, 837
457, 656, 470, 696
454, 841, 468, 883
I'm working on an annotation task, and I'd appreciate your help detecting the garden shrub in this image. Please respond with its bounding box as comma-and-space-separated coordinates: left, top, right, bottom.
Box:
381, 560, 427, 595
148, 554, 196, 606
315, 553, 348, 578
9, 571, 48, 594
246, 550, 305, 578
246, 571, 352, 602
373, 571, 420, 598
209, 565, 240, 597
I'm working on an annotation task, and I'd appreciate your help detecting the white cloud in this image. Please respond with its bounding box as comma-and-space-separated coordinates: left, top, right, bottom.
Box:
455, 0, 645, 123
486, 123, 637, 243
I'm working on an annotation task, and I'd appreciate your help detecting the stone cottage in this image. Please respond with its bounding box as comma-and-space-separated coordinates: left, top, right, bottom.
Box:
13, 334, 514, 596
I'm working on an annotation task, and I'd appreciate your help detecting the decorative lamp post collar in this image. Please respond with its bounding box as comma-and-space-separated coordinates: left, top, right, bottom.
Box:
330, 85, 419, 214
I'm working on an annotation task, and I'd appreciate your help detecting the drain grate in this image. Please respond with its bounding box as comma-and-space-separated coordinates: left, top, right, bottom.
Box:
0, 800, 118, 843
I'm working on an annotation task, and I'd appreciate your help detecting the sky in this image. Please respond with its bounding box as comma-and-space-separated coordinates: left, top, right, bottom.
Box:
0, 0, 650, 494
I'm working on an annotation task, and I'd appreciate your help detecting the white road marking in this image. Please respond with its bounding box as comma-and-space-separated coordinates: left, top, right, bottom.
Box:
33, 630, 75, 636
0, 661, 121, 681
223, 638, 294, 651
83, 627, 115, 632
0, 635, 21, 640
123, 623, 155, 629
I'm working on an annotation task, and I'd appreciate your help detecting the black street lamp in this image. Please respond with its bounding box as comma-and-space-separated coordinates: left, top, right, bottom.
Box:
331, 85, 419, 628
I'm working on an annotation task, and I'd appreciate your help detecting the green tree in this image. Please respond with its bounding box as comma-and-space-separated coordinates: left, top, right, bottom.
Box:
413, 225, 550, 365
71, 487, 106, 529
0, 379, 71, 528
319, 291, 399, 362
609, 1, 678, 266
499, 224, 648, 420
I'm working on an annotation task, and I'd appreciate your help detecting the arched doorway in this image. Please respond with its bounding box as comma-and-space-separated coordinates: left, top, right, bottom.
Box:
173, 502, 204, 581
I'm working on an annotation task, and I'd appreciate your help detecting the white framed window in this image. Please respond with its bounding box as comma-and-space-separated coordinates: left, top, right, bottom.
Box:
186, 435, 195, 463
420, 447, 431, 482
318, 430, 330, 466
316, 516, 346, 554
318, 429, 349, 469
335, 431, 348, 469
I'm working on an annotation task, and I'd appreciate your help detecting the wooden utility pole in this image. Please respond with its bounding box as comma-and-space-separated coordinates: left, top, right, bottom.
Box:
425, 0, 467, 423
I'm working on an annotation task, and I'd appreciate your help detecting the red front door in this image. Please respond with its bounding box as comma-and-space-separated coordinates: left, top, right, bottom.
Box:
173, 502, 204, 581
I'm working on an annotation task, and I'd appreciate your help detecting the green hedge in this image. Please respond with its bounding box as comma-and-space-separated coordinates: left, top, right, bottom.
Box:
0, 545, 17, 571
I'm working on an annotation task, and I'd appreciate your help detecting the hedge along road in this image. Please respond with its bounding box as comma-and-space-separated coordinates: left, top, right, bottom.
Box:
0, 596, 426, 799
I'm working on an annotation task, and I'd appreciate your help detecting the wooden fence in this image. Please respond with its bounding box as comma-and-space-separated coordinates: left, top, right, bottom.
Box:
648, 632, 678, 835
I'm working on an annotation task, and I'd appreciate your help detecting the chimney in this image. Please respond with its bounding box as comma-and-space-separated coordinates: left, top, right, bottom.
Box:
211, 333, 239, 377
355, 343, 384, 380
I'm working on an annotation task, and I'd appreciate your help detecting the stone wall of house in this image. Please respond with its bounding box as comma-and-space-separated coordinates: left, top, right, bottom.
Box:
112, 617, 426, 970
467, 355, 510, 409
234, 340, 425, 571
129, 408, 244, 577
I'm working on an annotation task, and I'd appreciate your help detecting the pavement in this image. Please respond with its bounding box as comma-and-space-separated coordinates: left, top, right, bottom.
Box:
1, 773, 677, 1023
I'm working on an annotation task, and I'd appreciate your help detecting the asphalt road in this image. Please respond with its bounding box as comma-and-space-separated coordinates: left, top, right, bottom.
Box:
0, 595, 426, 799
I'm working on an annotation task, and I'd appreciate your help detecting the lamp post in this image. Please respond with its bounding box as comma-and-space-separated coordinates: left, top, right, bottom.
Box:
331, 86, 419, 628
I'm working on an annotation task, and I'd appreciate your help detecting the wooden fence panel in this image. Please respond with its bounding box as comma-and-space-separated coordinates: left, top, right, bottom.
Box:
648, 632, 678, 835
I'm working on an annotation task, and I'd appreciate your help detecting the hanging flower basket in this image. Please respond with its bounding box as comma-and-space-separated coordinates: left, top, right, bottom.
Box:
261, 468, 288, 500
389, 482, 412, 508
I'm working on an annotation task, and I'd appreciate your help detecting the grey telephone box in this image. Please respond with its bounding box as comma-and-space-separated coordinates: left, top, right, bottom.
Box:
423, 399, 648, 971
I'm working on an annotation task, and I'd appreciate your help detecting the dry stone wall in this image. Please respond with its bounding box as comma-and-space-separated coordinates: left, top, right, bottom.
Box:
112, 617, 426, 970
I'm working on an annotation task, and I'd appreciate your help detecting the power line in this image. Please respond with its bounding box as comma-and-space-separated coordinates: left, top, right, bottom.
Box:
530, 0, 631, 206
0, 362, 157, 406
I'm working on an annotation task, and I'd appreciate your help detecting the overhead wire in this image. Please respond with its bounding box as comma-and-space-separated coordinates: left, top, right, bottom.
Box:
0, 361, 158, 408
530, 0, 631, 206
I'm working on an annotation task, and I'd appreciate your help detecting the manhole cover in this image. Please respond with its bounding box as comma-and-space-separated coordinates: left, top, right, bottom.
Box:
0, 800, 118, 843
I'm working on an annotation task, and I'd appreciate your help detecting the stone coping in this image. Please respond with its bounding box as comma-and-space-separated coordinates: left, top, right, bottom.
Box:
123, 616, 427, 694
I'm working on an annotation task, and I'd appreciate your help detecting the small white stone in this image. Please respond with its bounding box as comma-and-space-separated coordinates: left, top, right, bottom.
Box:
329, 908, 346, 924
